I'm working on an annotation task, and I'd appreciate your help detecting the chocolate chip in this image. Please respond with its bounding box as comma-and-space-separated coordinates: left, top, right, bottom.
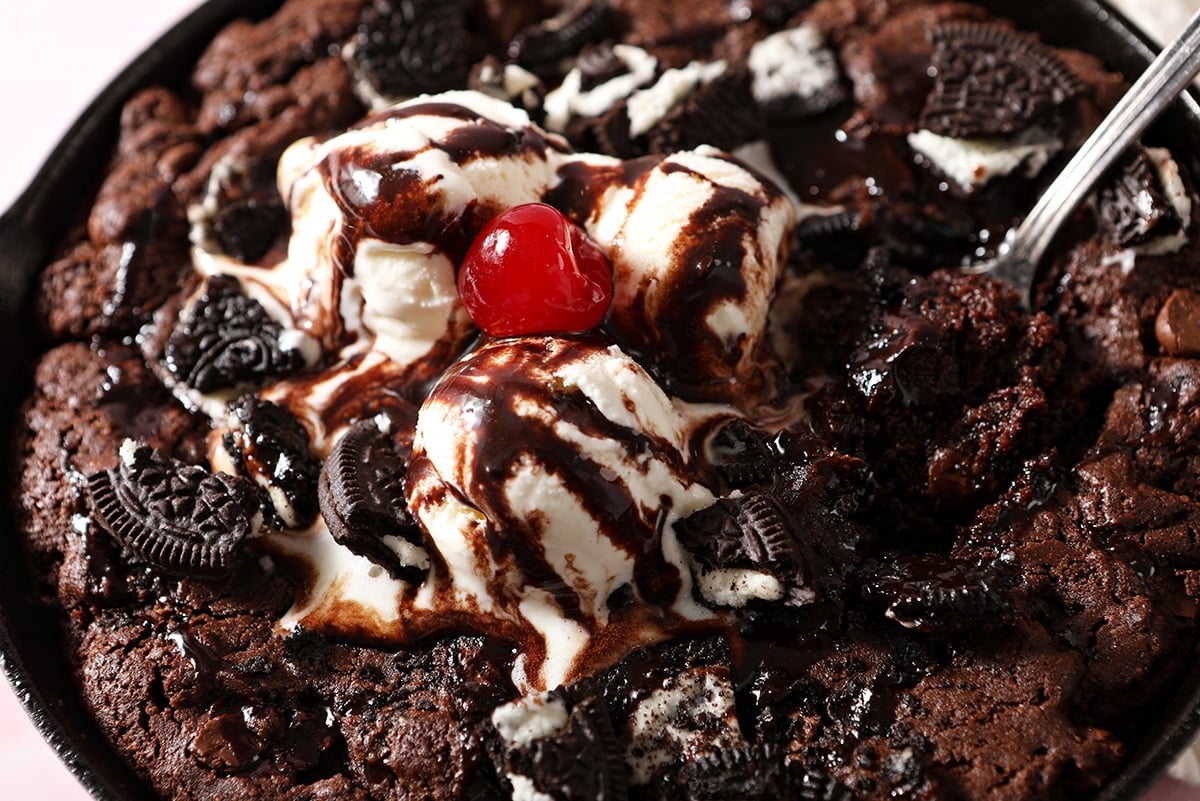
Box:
191, 712, 264, 773
673, 744, 851, 800
518, 698, 629, 801
351, 0, 471, 99
508, 1, 613, 73
1097, 149, 1183, 248
919, 22, 1083, 139
648, 69, 763, 154
223, 397, 321, 529
318, 418, 425, 581
86, 441, 260, 578
1156, 289, 1200, 358
164, 275, 308, 394
864, 553, 1009, 633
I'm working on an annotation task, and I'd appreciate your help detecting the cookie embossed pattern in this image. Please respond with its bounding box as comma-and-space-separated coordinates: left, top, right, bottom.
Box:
4, 1, 1200, 801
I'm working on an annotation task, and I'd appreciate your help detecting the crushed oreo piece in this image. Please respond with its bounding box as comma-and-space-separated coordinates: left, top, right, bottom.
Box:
87, 441, 260, 578
351, 0, 471, 99
223, 397, 321, 529
919, 21, 1083, 139
677, 492, 813, 607
588, 104, 638, 159
508, 1, 613, 73
671, 744, 851, 800
164, 275, 307, 394
210, 195, 289, 264
648, 69, 763, 154
748, 25, 846, 119
512, 697, 629, 801
753, 0, 811, 29
469, 56, 546, 115
708, 419, 781, 489
798, 210, 860, 242
1097, 149, 1184, 248
865, 553, 1009, 633
197, 155, 290, 263
318, 418, 426, 581
576, 43, 629, 92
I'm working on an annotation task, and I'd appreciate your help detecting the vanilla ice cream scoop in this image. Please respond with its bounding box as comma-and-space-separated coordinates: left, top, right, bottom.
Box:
406, 335, 725, 689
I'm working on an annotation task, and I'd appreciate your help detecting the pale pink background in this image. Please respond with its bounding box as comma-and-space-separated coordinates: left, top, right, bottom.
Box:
1, 1, 1198, 799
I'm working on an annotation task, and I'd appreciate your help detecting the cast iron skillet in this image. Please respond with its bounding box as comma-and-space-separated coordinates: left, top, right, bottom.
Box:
1, 1, 1199, 799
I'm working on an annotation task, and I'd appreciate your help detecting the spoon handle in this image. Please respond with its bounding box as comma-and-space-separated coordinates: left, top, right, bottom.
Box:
1005, 8, 1200, 270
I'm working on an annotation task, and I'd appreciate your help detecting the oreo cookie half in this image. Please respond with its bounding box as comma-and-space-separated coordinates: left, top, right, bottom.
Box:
351, 0, 472, 99
919, 21, 1083, 139
864, 553, 1010, 634
527, 698, 628, 801
318, 418, 426, 581
707, 419, 782, 490
648, 68, 764, 155
672, 744, 852, 801
164, 275, 308, 394
86, 441, 261, 579
677, 492, 814, 608
508, 1, 613, 75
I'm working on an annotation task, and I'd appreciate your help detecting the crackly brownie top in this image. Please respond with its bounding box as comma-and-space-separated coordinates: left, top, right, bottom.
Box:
15, 0, 1200, 800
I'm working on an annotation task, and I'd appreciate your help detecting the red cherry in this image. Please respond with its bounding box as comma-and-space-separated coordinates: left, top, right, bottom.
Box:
458, 203, 613, 337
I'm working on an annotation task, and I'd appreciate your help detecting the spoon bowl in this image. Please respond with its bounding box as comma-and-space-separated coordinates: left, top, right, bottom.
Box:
969, 7, 1200, 305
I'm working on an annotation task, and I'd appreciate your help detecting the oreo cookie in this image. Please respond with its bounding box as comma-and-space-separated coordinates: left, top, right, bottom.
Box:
222, 397, 321, 529
164, 275, 308, 394
864, 553, 1009, 634
200, 155, 290, 263
670, 744, 851, 801
469, 56, 546, 117
648, 69, 764, 155
318, 418, 426, 581
707, 419, 782, 489
677, 492, 813, 608
86, 441, 261, 579
210, 196, 289, 264
351, 0, 471, 99
507, 697, 629, 801
1096, 148, 1184, 248
576, 43, 631, 92
508, 1, 613, 75
919, 22, 1083, 139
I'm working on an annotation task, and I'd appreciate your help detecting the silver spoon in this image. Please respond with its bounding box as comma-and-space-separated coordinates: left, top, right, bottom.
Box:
969, 8, 1200, 305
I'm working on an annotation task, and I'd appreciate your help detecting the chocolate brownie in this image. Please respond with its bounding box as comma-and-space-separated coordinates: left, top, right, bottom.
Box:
12, 0, 1200, 799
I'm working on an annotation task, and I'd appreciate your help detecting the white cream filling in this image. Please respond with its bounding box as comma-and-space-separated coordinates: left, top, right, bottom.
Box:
491, 693, 570, 747
692, 563, 785, 608
627, 60, 727, 138
748, 24, 840, 106
907, 127, 1062, 190
543, 45, 659, 132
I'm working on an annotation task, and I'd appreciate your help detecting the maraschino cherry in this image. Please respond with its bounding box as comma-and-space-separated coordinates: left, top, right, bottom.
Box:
458, 203, 613, 337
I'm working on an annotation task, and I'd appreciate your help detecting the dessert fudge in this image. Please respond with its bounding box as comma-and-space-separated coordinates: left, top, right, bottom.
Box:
13, 0, 1200, 799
